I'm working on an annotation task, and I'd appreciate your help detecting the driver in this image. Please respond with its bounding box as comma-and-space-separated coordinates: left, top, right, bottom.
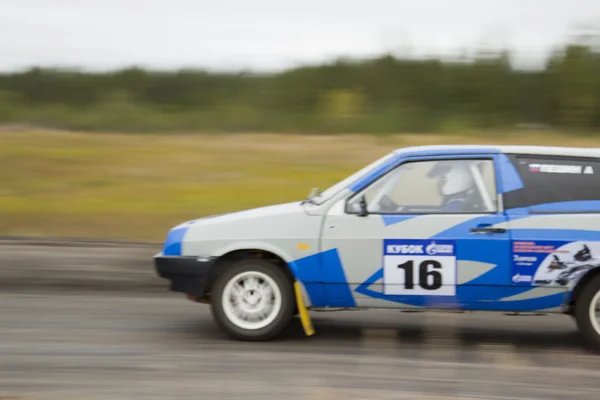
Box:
427, 161, 476, 212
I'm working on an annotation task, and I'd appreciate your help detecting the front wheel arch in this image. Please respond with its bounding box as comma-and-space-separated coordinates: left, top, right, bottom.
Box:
204, 249, 296, 300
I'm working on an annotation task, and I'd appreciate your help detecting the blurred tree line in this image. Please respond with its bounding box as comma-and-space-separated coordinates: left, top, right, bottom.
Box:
1, 39, 600, 133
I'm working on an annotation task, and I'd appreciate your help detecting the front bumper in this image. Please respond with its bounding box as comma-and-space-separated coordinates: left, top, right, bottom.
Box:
154, 253, 216, 298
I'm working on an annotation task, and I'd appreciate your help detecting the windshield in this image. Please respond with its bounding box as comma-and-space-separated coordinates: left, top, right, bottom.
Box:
309, 151, 397, 205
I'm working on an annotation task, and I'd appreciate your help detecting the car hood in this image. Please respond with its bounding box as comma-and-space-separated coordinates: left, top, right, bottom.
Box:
190, 201, 306, 226
161, 200, 319, 256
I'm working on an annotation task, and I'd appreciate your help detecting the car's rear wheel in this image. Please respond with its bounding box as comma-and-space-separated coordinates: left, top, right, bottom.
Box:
574, 275, 600, 352
210, 258, 294, 341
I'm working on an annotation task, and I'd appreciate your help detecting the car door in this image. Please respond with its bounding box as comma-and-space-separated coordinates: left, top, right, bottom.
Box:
319, 154, 512, 310
501, 154, 600, 311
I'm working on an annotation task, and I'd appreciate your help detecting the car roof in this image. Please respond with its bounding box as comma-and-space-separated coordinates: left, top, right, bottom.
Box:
393, 144, 600, 158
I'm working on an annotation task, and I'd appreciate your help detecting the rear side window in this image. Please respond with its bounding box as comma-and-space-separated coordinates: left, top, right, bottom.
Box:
504, 155, 600, 212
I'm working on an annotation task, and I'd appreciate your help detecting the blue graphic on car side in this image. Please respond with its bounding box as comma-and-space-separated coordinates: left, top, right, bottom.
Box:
354, 267, 565, 311
162, 217, 220, 256
351, 225, 600, 312
289, 248, 354, 307
380, 214, 416, 227
510, 229, 600, 241
496, 153, 524, 194
529, 200, 600, 213
287, 224, 600, 310
162, 222, 194, 256
506, 201, 600, 215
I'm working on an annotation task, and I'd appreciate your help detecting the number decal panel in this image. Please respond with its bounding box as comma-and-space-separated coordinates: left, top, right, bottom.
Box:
383, 239, 456, 296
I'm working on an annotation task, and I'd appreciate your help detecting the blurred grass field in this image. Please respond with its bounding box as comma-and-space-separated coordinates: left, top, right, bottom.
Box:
2, 129, 600, 241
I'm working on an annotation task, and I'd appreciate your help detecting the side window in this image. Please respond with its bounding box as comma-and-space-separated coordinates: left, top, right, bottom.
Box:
505, 156, 600, 211
347, 159, 497, 214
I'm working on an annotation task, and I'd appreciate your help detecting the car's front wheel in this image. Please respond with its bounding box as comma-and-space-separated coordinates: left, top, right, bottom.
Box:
210, 258, 294, 341
575, 274, 600, 352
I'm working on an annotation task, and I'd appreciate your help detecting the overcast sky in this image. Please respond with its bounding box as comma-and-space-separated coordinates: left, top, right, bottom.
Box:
1, 0, 600, 72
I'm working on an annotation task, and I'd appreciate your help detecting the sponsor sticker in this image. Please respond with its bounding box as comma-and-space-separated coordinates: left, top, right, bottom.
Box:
383, 239, 456, 296
511, 240, 600, 287
385, 240, 454, 256
528, 164, 583, 174
512, 273, 533, 283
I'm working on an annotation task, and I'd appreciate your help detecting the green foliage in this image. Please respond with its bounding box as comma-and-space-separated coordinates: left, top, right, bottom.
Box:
1, 38, 600, 133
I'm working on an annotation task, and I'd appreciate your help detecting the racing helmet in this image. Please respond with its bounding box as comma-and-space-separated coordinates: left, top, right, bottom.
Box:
427, 161, 474, 197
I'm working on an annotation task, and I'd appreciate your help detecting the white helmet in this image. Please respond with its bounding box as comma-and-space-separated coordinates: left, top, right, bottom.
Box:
428, 162, 474, 196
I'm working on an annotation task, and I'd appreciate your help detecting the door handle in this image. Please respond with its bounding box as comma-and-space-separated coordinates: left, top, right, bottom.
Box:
470, 225, 506, 234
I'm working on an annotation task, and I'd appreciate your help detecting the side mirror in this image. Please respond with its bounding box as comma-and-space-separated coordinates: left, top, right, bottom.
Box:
345, 195, 369, 216
357, 195, 369, 217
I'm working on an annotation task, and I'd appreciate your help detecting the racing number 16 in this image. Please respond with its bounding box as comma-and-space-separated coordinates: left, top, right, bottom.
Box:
397, 260, 442, 290
383, 255, 456, 296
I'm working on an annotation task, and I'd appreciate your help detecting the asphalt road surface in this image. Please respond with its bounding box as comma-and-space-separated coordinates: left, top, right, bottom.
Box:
2, 291, 600, 400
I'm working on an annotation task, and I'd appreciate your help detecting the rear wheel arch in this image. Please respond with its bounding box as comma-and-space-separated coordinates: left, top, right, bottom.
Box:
574, 273, 600, 351
568, 267, 600, 311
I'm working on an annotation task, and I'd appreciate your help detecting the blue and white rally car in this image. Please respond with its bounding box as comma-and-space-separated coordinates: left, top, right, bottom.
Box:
154, 145, 600, 350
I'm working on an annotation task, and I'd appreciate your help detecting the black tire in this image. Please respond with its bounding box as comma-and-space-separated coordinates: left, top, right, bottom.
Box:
574, 275, 600, 352
210, 258, 294, 341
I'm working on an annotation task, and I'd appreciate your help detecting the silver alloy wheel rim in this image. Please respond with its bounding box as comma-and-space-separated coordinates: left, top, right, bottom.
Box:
590, 290, 600, 336
221, 270, 282, 330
